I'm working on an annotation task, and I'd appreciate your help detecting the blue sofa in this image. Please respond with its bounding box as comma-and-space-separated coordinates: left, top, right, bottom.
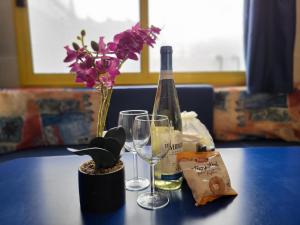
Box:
0, 85, 298, 158
107, 85, 214, 133
0, 85, 215, 161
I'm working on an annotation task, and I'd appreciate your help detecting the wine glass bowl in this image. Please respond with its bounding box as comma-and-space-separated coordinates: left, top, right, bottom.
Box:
118, 110, 150, 191
133, 114, 171, 210
118, 110, 148, 152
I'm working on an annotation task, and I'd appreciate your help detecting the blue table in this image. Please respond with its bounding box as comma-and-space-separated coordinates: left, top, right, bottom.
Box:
0, 146, 300, 225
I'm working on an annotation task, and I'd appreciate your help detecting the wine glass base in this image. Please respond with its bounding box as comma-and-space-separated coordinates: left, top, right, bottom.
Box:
137, 192, 169, 210
126, 177, 150, 191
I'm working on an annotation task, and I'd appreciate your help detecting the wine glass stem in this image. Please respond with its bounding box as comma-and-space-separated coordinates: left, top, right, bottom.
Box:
150, 163, 155, 196
133, 151, 139, 180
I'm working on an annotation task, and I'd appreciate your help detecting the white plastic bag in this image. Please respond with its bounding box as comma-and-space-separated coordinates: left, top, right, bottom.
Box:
181, 111, 215, 151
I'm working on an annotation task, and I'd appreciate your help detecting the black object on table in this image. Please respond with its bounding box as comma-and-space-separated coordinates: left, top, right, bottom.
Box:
0, 146, 300, 225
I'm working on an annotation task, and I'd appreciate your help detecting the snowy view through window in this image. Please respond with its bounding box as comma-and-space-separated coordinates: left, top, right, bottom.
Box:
28, 0, 244, 73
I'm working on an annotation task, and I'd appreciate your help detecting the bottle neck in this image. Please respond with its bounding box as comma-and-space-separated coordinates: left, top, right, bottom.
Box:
160, 70, 173, 80
160, 46, 173, 80
160, 53, 172, 71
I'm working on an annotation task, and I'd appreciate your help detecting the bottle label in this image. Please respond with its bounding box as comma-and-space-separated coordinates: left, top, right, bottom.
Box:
159, 129, 182, 179
160, 70, 173, 80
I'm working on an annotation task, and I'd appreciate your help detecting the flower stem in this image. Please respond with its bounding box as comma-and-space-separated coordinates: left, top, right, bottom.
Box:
96, 86, 113, 137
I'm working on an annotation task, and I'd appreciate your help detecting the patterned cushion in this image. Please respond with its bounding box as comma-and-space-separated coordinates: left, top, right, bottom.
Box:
0, 89, 99, 154
214, 86, 300, 141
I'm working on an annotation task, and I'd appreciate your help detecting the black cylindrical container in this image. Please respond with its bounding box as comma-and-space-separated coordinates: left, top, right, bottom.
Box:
78, 163, 125, 213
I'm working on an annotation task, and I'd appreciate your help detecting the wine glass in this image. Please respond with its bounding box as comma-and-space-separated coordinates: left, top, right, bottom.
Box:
118, 110, 150, 191
133, 114, 171, 209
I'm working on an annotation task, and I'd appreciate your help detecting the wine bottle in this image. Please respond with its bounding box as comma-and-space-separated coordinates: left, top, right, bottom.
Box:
153, 46, 183, 190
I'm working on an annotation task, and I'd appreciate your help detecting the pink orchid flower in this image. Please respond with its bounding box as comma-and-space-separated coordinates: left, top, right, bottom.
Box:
63, 46, 77, 62
64, 23, 160, 88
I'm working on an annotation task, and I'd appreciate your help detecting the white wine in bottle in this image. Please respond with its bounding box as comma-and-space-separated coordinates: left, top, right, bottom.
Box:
153, 46, 183, 190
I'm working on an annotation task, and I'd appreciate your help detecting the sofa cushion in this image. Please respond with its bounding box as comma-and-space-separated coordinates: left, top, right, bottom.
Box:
0, 89, 99, 154
214, 86, 300, 142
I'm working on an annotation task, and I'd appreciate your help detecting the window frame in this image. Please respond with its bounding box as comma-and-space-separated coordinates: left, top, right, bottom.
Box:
14, 0, 245, 87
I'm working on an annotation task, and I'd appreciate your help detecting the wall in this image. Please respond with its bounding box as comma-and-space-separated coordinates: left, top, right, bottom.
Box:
0, 0, 19, 88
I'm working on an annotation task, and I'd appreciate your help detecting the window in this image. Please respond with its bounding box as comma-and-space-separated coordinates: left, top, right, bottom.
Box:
15, 0, 245, 87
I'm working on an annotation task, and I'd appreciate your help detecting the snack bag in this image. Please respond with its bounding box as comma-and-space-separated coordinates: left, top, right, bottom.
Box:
177, 151, 237, 206
181, 111, 215, 151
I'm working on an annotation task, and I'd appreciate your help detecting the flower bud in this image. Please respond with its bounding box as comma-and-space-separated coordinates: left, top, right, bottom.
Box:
81, 30, 86, 36
72, 42, 80, 51
91, 41, 99, 51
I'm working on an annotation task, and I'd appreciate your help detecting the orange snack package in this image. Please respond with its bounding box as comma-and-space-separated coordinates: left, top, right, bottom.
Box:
177, 151, 237, 206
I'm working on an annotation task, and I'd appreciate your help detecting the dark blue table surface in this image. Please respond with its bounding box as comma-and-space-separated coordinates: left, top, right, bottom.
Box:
1, 146, 300, 225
